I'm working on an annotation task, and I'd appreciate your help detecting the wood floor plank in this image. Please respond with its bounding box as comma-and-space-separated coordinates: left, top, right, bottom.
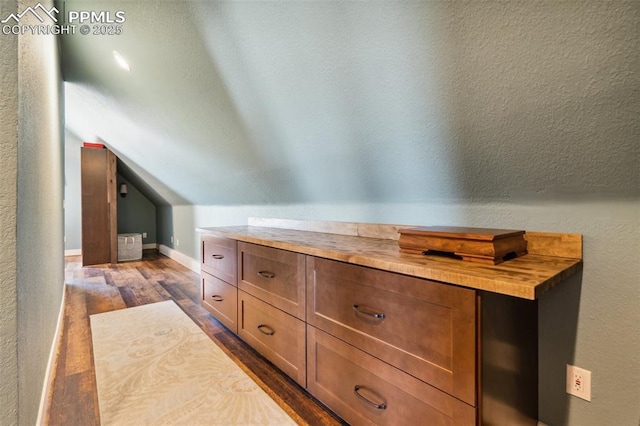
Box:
45, 250, 343, 426
157, 279, 191, 302
47, 316, 69, 426
64, 286, 93, 376
62, 372, 100, 426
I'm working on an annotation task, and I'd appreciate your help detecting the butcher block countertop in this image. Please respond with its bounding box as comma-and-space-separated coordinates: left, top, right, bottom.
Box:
197, 218, 582, 300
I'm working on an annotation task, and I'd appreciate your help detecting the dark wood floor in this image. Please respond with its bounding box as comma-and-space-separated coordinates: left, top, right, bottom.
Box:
45, 250, 344, 426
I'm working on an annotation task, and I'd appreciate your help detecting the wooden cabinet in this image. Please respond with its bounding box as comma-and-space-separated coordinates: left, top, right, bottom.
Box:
307, 257, 477, 406
200, 236, 238, 332
80, 147, 117, 266
199, 220, 581, 425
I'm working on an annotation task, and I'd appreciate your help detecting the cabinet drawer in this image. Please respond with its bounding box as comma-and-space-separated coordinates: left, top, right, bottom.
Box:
238, 242, 305, 319
307, 257, 477, 405
202, 272, 238, 333
238, 290, 306, 386
307, 327, 475, 426
201, 236, 237, 284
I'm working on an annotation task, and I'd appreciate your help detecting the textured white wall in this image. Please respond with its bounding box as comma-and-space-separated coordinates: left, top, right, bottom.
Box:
12, 0, 64, 423
0, 0, 19, 422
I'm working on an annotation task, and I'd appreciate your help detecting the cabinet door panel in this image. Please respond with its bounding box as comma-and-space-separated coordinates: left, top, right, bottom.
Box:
238, 290, 306, 386
238, 242, 305, 319
307, 257, 477, 405
307, 326, 475, 426
81, 147, 116, 266
202, 236, 237, 284
202, 272, 238, 333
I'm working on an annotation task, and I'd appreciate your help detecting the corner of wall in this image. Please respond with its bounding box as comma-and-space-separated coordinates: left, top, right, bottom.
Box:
158, 244, 200, 273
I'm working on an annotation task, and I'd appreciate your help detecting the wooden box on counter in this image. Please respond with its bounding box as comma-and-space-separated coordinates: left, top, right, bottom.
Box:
398, 226, 528, 265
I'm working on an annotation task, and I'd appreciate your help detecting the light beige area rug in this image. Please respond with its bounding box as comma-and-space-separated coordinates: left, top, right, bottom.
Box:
90, 300, 298, 425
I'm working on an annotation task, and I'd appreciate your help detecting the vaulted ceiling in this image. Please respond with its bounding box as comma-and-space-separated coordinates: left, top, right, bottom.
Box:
59, 1, 640, 206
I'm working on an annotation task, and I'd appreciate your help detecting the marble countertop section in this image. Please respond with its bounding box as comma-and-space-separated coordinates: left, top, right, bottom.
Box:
197, 225, 582, 300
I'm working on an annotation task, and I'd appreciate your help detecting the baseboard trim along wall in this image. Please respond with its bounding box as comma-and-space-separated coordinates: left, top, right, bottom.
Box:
158, 244, 200, 273
65, 244, 158, 258
36, 282, 66, 426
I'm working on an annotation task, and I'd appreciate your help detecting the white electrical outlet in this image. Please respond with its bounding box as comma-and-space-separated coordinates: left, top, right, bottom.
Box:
170, 236, 174, 243
566, 364, 591, 401
142, 232, 147, 238
176, 238, 180, 246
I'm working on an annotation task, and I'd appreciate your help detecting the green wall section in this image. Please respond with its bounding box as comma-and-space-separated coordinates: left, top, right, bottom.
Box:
64, 1, 639, 207
157, 204, 173, 249
117, 175, 157, 245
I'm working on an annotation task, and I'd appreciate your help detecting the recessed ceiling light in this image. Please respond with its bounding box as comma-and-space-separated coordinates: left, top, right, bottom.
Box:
112, 50, 131, 71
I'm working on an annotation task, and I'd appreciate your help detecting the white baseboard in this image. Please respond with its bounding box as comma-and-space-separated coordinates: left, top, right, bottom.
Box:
158, 244, 200, 273
36, 282, 66, 426
65, 244, 157, 257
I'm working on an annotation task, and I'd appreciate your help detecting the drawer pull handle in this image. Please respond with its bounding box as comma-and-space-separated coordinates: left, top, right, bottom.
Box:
353, 385, 387, 410
211, 295, 224, 302
257, 324, 275, 336
211, 254, 224, 260
353, 304, 385, 320
258, 271, 275, 279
